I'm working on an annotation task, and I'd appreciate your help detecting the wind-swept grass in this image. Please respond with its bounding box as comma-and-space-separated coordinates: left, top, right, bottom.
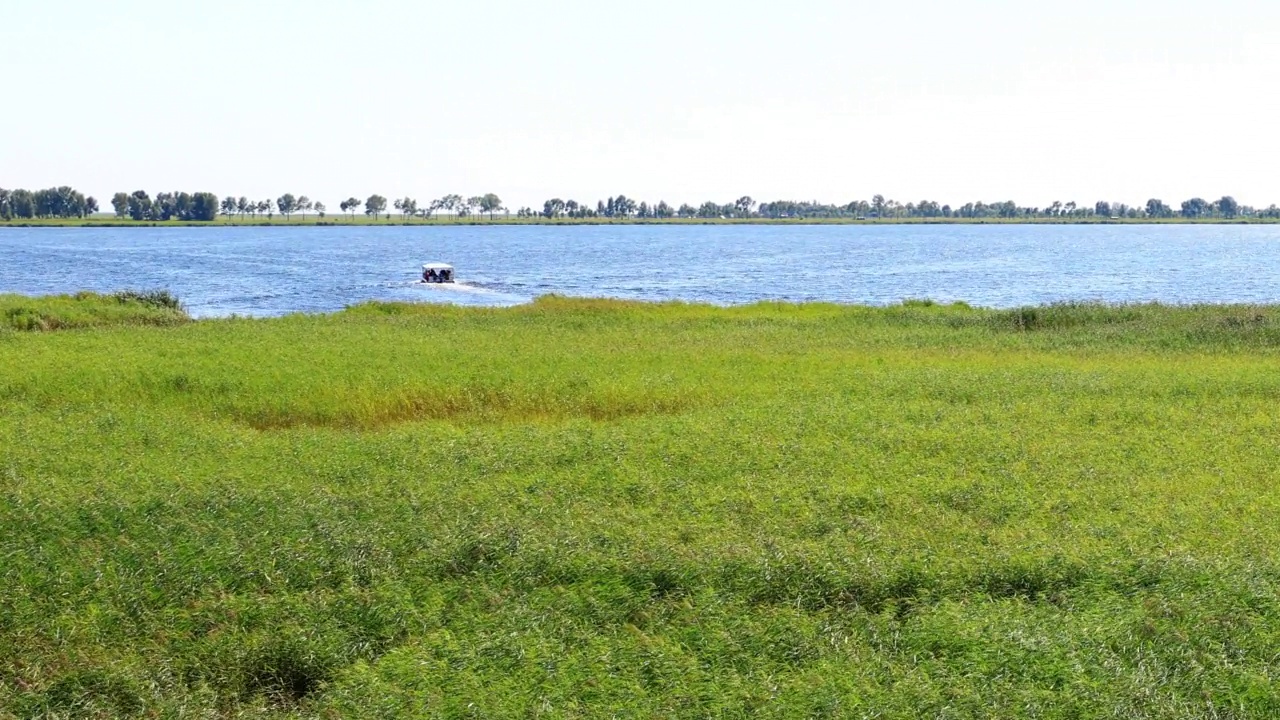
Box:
0, 290, 187, 331
4, 297, 1280, 717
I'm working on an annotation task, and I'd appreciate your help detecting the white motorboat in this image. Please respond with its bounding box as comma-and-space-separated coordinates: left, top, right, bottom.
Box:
421, 263, 455, 283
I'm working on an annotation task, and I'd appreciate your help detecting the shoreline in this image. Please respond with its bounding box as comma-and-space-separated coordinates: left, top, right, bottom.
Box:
10, 292, 1280, 330
4, 216, 1279, 228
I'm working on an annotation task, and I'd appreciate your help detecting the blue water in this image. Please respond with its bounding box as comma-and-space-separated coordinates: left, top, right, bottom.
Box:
2, 224, 1279, 317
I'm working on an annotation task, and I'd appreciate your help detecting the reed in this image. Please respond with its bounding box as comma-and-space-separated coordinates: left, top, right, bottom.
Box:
1, 290, 188, 331
4, 295, 1280, 717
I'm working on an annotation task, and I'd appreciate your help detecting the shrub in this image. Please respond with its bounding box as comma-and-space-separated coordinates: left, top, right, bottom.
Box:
111, 288, 183, 311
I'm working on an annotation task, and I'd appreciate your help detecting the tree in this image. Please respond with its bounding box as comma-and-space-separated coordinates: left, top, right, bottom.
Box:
7, 189, 31, 218
1216, 196, 1239, 218
872, 195, 886, 218
314, 201, 326, 219
613, 195, 636, 217
394, 197, 417, 220
277, 194, 297, 220
111, 192, 129, 218
237, 197, 250, 221
166, 193, 182, 220
221, 196, 238, 219
911, 200, 938, 218
84, 197, 99, 217
421, 199, 441, 220
188, 192, 219, 221
0, 189, 9, 220
1095, 201, 1112, 218
297, 195, 313, 221
465, 196, 483, 217
479, 193, 502, 219
259, 200, 273, 220
28, 186, 84, 219
542, 198, 565, 218
1146, 199, 1171, 218
146, 192, 168, 221
365, 195, 387, 218
991, 201, 1017, 219
178, 193, 197, 220
734, 196, 756, 218
127, 191, 152, 221
436, 194, 461, 218
1181, 197, 1210, 218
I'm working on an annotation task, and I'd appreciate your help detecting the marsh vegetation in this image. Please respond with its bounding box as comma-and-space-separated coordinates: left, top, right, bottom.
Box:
4, 295, 1280, 716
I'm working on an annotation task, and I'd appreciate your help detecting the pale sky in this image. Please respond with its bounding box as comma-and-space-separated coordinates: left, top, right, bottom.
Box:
3, 0, 1279, 210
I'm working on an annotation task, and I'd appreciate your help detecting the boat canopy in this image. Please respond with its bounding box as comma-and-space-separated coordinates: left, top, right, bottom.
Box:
423, 263, 454, 271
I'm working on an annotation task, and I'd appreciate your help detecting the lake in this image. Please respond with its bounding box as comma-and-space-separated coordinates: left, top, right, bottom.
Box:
2, 224, 1279, 317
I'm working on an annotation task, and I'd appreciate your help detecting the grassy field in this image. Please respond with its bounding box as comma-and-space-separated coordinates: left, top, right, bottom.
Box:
4, 295, 1280, 717
4, 215, 1278, 228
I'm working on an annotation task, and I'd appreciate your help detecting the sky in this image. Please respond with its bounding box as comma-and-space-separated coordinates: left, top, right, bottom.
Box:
3, 0, 1280, 210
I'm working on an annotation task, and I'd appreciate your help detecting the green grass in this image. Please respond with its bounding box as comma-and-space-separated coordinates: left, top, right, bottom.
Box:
0, 290, 188, 331
4, 214, 1278, 227
5, 295, 1280, 717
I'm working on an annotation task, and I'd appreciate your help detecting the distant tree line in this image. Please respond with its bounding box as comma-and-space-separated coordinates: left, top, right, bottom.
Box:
208, 193, 506, 222
106, 191, 220, 222
210, 194, 328, 222
7, 186, 1280, 223
0, 186, 98, 219
384, 193, 505, 220
525, 194, 1280, 221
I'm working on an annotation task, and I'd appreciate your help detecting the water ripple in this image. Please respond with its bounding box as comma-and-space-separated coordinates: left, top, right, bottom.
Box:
3, 224, 1280, 316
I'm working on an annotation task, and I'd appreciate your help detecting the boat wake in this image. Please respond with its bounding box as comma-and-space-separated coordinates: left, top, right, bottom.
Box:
414, 281, 496, 294
383, 279, 529, 306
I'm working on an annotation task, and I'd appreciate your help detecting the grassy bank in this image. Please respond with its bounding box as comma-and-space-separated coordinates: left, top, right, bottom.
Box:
1, 290, 188, 332
4, 296, 1280, 717
4, 215, 1279, 228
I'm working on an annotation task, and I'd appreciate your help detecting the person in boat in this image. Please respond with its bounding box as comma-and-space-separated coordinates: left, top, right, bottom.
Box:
424, 268, 436, 283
